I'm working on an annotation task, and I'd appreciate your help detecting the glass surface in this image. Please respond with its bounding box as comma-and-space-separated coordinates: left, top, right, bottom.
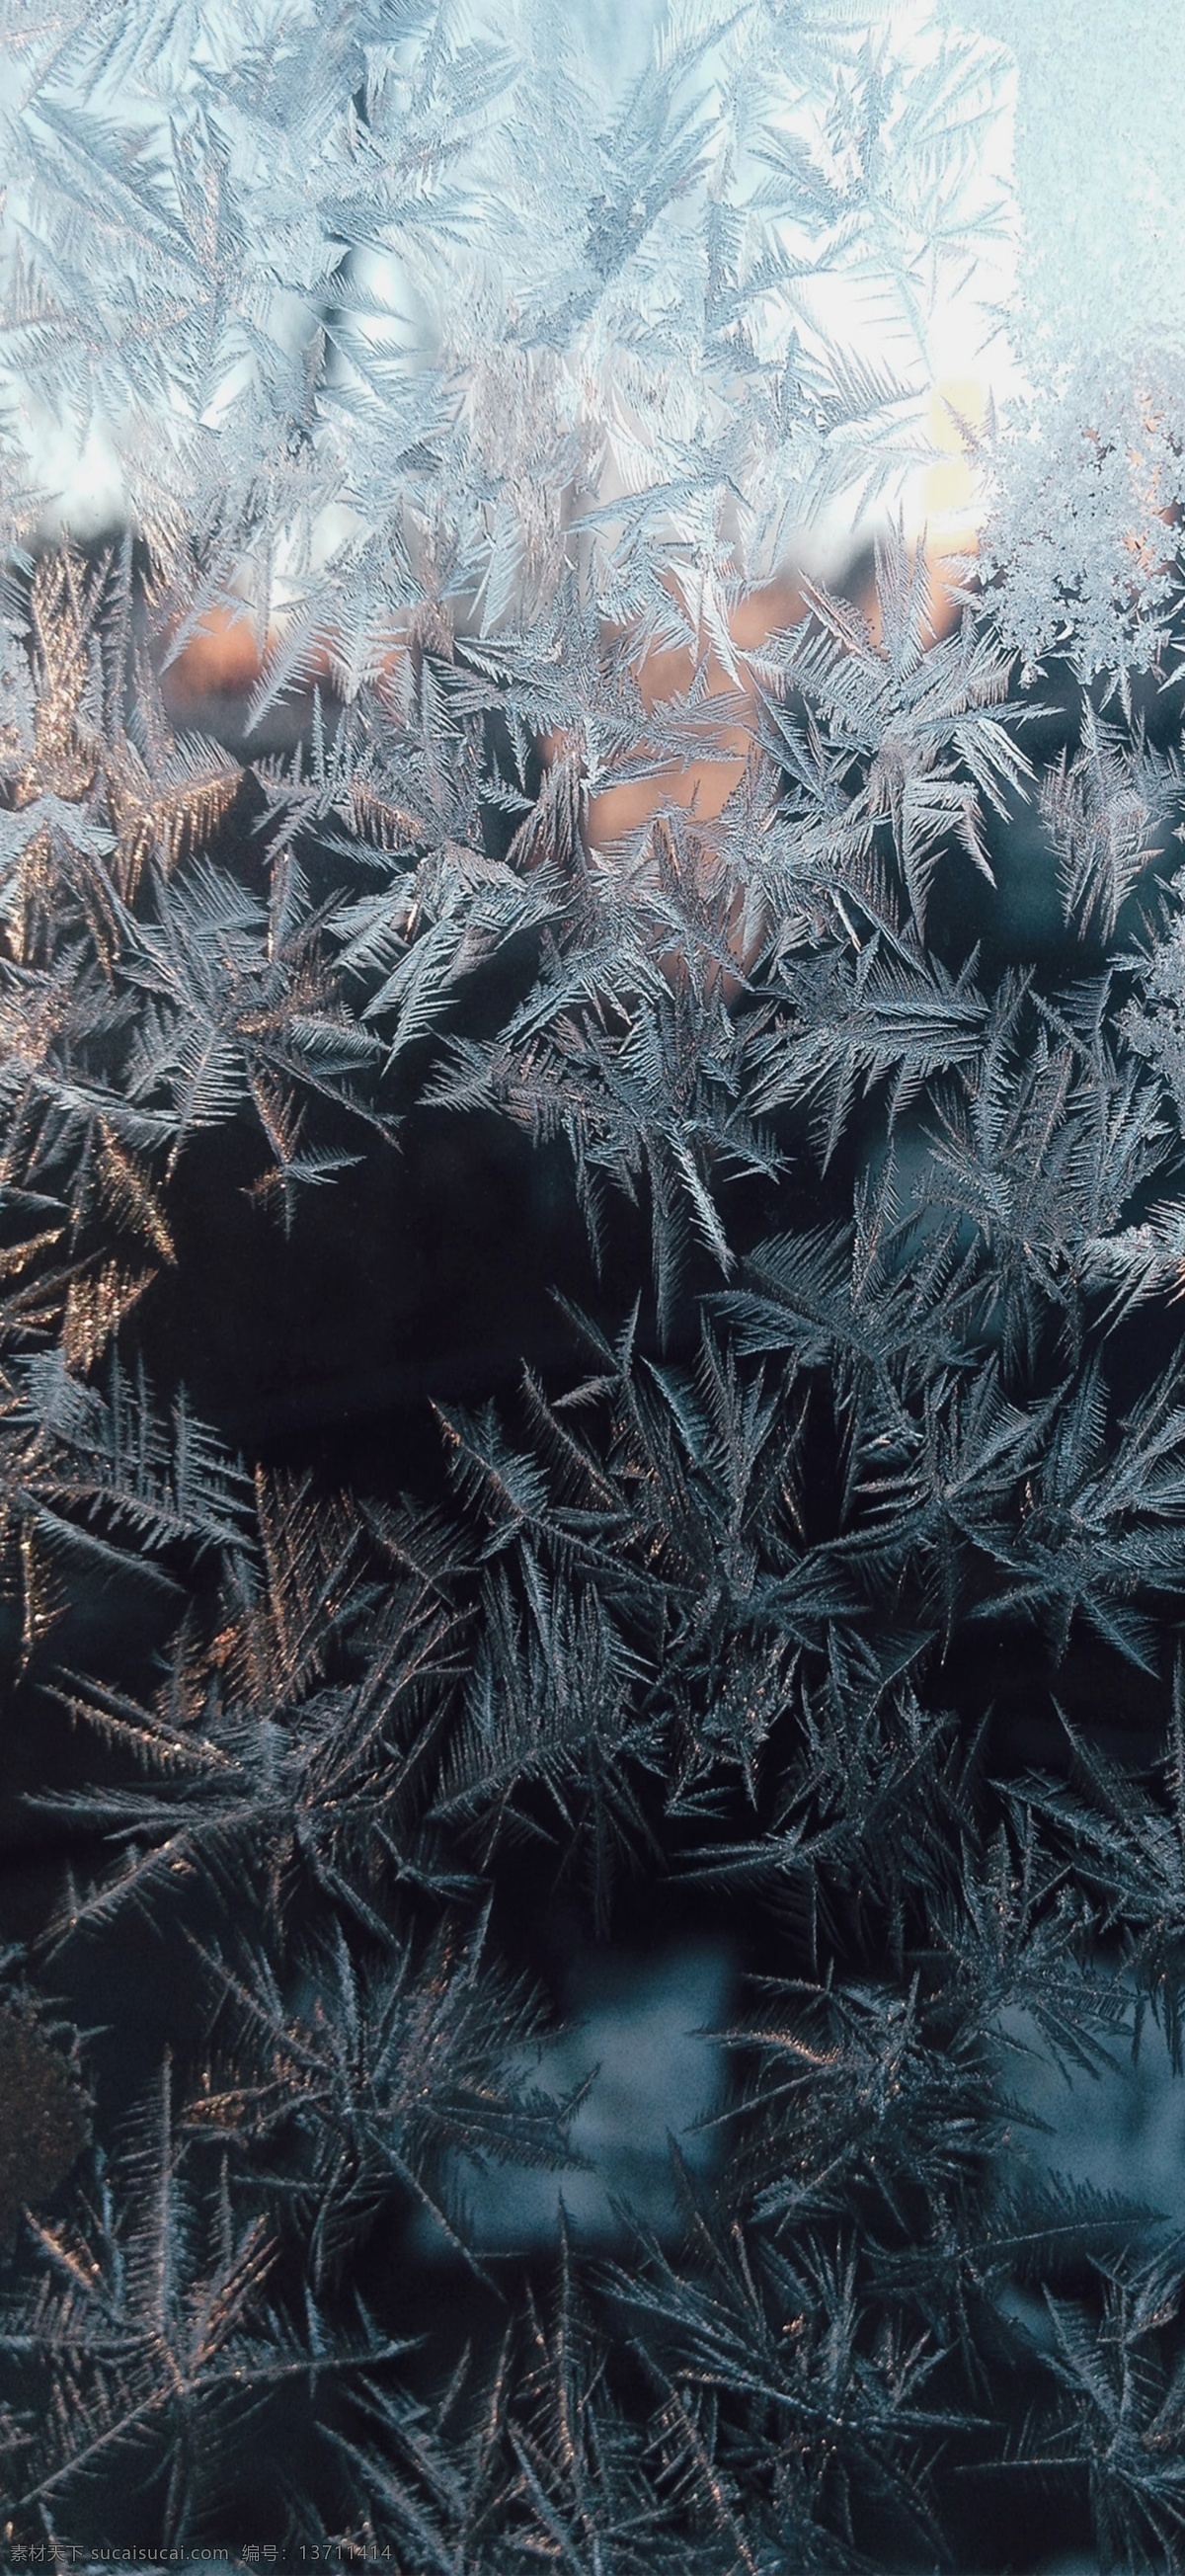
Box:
0, 8, 1182, 2568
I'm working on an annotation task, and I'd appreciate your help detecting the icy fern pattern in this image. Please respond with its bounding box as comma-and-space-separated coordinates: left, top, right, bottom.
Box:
3, 4, 1185, 2571
0, 0, 1016, 653
4, 523, 1185, 2561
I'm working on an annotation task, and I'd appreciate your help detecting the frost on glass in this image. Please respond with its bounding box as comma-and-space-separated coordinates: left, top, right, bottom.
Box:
5, 6, 1185, 2571
938, 0, 1185, 679
0, 0, 1016, 659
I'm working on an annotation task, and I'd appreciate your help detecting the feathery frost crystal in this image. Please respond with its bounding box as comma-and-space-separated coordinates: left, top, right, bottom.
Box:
3, 5, 1185, 2569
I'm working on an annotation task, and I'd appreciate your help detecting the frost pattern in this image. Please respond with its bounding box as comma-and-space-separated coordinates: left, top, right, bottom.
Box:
0, 0, 1015, 660
5, 6, 1185, 2572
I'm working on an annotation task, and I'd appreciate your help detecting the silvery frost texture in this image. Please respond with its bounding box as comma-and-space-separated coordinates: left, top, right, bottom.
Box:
934, 0, 1185, 682
4, 4, 1185, 2571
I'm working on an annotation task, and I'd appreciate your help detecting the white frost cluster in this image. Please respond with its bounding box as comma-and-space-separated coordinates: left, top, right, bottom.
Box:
939, 0, 1185, 677
3, 0, 1179, 684
0, 0, 1015, 700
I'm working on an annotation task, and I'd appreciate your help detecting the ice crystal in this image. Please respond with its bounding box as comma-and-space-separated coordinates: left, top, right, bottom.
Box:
2, 6, 1185, 2571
